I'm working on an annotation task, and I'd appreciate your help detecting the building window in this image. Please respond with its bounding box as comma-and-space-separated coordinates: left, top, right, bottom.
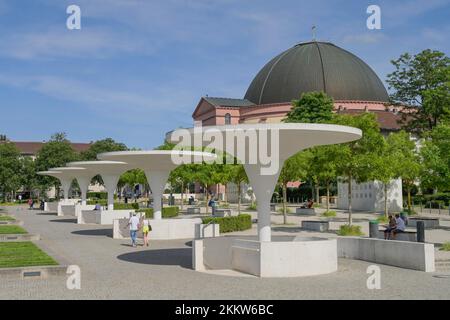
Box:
224, 113, 231, 125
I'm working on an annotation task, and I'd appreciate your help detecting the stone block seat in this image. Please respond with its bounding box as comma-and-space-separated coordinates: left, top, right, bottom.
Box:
301, 220, 329, 232
377, 229, 417, 242
296, 208, 316, 215
407, 217, 440, 229
187, 207, 201, 214
212, 209, 232, 217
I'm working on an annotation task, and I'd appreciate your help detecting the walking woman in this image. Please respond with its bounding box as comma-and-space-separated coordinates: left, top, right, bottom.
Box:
141, 216, 151, 247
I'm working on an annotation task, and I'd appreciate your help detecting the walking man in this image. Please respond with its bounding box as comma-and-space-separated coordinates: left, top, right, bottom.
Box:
125, 213, 140, 247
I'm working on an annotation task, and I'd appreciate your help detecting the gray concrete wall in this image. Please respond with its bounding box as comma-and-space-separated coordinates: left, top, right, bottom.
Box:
337, 237, 435, 272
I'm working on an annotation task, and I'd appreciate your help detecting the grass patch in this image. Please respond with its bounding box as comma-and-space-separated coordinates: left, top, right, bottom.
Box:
440, 242, 450, 251
0, 215, 15, 221
337, 224, 364, 236
0, 242, 58, 268
377, 215, 389, 223
246, 203, 257, 211
321, 210, 337, 217
0, 225, 27, 234
277, 207, 292, 214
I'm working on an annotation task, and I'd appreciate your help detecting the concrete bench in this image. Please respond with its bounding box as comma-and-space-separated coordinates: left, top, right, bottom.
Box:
187, 207, 201, 214
296, 208, 315, 215
212, 209, 231, 217
301, 220, 329, 232
377, 229, 417, 242
407, 217, 440, 229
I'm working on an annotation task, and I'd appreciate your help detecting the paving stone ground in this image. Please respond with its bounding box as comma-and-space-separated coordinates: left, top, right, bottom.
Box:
1, 205, 449, 300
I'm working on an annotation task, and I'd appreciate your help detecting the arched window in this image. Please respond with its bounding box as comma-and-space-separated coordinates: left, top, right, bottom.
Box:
224, 113, 231, 125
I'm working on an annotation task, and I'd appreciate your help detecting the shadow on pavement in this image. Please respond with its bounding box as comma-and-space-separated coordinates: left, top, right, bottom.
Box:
72, 229, 113, 237
117, 248, 191, 269
37, 212, 58, 216
271, 226, 303, 233
49, 218, 77, 223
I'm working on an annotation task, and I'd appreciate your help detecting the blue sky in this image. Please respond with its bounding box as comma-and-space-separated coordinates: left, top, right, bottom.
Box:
0, 0, 449, 149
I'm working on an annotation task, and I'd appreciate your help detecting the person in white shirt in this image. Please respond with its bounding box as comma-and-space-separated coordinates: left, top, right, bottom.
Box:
392, 213, 406, 240
125, 213, 140, 247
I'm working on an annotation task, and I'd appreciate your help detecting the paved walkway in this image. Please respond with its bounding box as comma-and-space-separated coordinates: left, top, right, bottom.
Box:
1, 205, 449, 299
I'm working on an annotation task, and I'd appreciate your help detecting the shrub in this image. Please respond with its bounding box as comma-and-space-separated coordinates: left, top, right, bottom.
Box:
87, 199, 107, 206
312, 203, 321, 208
87, 192, 108, 200
402, 208, 417, 216
246, 203, 257, 211
114, 203, 139, 210
377, 215, 389, 223
440, 242, 450, 251
337, 224, 364, 236
137, 206, 179, 219
322, 210, 336, 217
202, 214, 252, 233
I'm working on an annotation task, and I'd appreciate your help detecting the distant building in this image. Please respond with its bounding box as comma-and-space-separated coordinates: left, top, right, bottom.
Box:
192, 41, 404, 212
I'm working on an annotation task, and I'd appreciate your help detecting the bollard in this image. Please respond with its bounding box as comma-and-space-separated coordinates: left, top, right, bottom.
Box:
417, 221, 425, 243
369, 220, 379, 238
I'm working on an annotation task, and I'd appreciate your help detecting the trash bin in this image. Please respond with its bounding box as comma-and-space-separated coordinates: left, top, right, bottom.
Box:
369, 220, 379, 238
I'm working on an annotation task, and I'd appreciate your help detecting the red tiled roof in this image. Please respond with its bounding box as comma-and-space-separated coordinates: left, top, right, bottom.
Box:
1, 141, 91, 155
338, 109, 405, 130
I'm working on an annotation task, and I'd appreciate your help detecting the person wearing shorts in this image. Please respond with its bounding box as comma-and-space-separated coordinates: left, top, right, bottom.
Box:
141, 218, 151, 247
384, 215, 396, 240
392, 213, 406, 240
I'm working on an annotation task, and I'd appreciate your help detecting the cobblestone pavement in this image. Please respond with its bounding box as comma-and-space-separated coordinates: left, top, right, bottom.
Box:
1, 205, 449, 300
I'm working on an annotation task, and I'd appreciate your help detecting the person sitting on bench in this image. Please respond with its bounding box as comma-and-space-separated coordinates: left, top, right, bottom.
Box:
391, 213, 406, 240
383, 215, 396, 240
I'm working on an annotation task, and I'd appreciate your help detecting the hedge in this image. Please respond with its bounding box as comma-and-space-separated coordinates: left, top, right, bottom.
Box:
201, 214, 252, 233
87, 192, 108, 200
85, 200, 139, 210
137, 206, 179, 219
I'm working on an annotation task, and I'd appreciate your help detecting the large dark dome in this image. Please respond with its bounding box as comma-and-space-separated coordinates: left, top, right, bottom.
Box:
244, 41, 389, 104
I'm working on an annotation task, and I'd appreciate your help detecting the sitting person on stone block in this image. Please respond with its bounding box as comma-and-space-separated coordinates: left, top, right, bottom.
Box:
391, 213, 406, 240
383, 215, 396, 240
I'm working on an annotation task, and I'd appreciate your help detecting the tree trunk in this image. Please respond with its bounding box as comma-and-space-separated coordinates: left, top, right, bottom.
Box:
224, 184, 228, 204
326, 181, 330, 212
315, 184, 320, 205
407, 185, 412, 213
237, 182, 241, 215
205, 184, 209, 214
311, 180, 314, 201
384, 183, 388, 217
348, 176, 353, 225
180, 181, 184, 211
282, 183, 287, 225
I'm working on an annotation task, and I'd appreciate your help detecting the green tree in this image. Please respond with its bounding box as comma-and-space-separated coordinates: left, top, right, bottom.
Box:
35, 133, 79, 198
229, 165, 248, 214
387, 49, 450, 134
387, 131, 422, 214
333, 113, 385, 225
420, 124, 450, 192
278, 151, 310, 224
81, 138, 127, 160
309, 145, 339, 212
0, 142, 22, 201
284, 91, 334, 123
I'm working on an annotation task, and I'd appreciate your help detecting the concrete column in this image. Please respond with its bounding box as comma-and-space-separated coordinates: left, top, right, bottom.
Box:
60, 179, 72, 201
76, 176, 91, 206
244, 163, 281, 242
145, 170, 170, 220
102, 175, 120, 211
